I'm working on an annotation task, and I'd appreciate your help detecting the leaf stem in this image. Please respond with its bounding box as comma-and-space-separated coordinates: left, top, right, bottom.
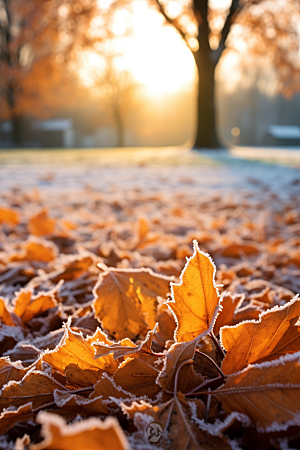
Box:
185, 375, 224, 396
174, 359, 194, 396
208, 332, 226, 360
195, 350, 226, 379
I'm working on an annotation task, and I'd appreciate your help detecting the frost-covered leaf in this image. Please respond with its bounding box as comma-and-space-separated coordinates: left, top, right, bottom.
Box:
221, 295, 300, 374
93, 267, 171, 340
30, 413, 129, 450
42, 321, 118, 377
168, 240, 220, 343
215, 352, 300, 431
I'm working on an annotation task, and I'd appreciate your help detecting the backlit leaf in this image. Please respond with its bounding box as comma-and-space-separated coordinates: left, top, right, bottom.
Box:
168, 240, 220, 343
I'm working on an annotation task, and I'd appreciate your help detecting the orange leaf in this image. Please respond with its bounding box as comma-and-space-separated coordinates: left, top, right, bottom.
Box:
0, 297, 15, 326
13, 290, 57, 324
215, 352, 300, 431
0, 207, 20, 226
30, 413, 129, 450
28, 209, 56, 236
93, 267, 172, 340
42, 321, 118, 377
213, 293, 244, 335
168, 240, 220, 343
221, 295, 300, 375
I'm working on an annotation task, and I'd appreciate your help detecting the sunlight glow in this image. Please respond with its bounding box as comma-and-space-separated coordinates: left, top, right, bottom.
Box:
80, 0, 196, 96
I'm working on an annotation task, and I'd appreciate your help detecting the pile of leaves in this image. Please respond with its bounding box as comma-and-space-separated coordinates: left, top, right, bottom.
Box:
0, 184, 300, 450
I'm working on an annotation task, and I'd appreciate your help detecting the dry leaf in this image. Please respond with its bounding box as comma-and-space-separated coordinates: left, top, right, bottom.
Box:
28, 209, 56, 236
0, 403, 33, 435
0, 370, 67, 412
0, 207, 20, 226
13, 290, 57, 324
213, 293, 244, 335
30, 413, 129, 450
168, 240, 220, 343
221, 295, 300, 374
215, 352, 300, 431
114, 357, 161, 398
42, 321, 118, 378
93, 267, 172, 340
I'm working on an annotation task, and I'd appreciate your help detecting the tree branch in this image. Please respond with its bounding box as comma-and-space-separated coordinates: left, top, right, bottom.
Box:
151, 0, 188, 44
213, 0, 243, 64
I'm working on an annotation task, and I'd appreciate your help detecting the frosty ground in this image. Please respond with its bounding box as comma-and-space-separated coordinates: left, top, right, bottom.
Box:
0, 147, 299, 200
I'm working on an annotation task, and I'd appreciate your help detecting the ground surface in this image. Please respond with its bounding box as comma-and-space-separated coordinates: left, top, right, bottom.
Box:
0, 147, 300, 450
0, 147, 299, 197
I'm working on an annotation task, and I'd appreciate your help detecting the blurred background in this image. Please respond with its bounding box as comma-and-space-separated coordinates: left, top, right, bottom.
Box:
0, 0, 299, 150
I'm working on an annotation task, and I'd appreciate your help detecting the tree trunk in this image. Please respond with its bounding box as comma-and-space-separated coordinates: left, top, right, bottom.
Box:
11, 115, 23, 146
193, 50, 222, 149
114, 108, 125, 148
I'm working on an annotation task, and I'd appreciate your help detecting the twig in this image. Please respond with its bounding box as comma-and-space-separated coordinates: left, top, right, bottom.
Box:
195, 350, 226, 379
174, 359, 194, 396
185, 375, 224, 396
208, 332, 226, 359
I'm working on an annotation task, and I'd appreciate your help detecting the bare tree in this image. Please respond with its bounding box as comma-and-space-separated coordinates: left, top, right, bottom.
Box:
94, 58, 142, 147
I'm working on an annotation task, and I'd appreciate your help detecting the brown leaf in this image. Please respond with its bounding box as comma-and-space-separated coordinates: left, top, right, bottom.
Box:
0, 403, 33, 435
0, 358, 27, 389
123, 392, 231, 450
221, 295, 300, 374
28, 209, 56, 236
215, 352, 300, 431
168, 240, 220, 343
213, 293, 244, 335
114, 357, 161, 398
0, 207, 20, 226
0, 370, 67, 412
93, 267, 172, 340
42, 321, 118, 377
157, 340, 204, 394
30, 413, 129, 450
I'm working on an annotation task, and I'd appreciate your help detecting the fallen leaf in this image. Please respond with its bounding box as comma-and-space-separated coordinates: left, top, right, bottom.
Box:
0, 370, 67, 412
93, 267, 172, 340
123, 392, 231, 450
0, 207, 20, 226
220, 242, 260, 258
221, 295, 300, 374
49, 256, 94, 283
214, 352, 300, 431
168, 240, 220, 343
0, 297, 15, 326
114, 357, 161, 398
157, 340, 204, 394
213, 293, 244, 335
28, 209, 56, 236
0, 358, 27, 389
0, 403, 33, 435
30, 412, 130, 450
42, 321, 118, 377
13, 290, 57, 324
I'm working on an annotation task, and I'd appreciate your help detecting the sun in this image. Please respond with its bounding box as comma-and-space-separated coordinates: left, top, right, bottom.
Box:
79, 0, 196, 96
117, 1, 196, 96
